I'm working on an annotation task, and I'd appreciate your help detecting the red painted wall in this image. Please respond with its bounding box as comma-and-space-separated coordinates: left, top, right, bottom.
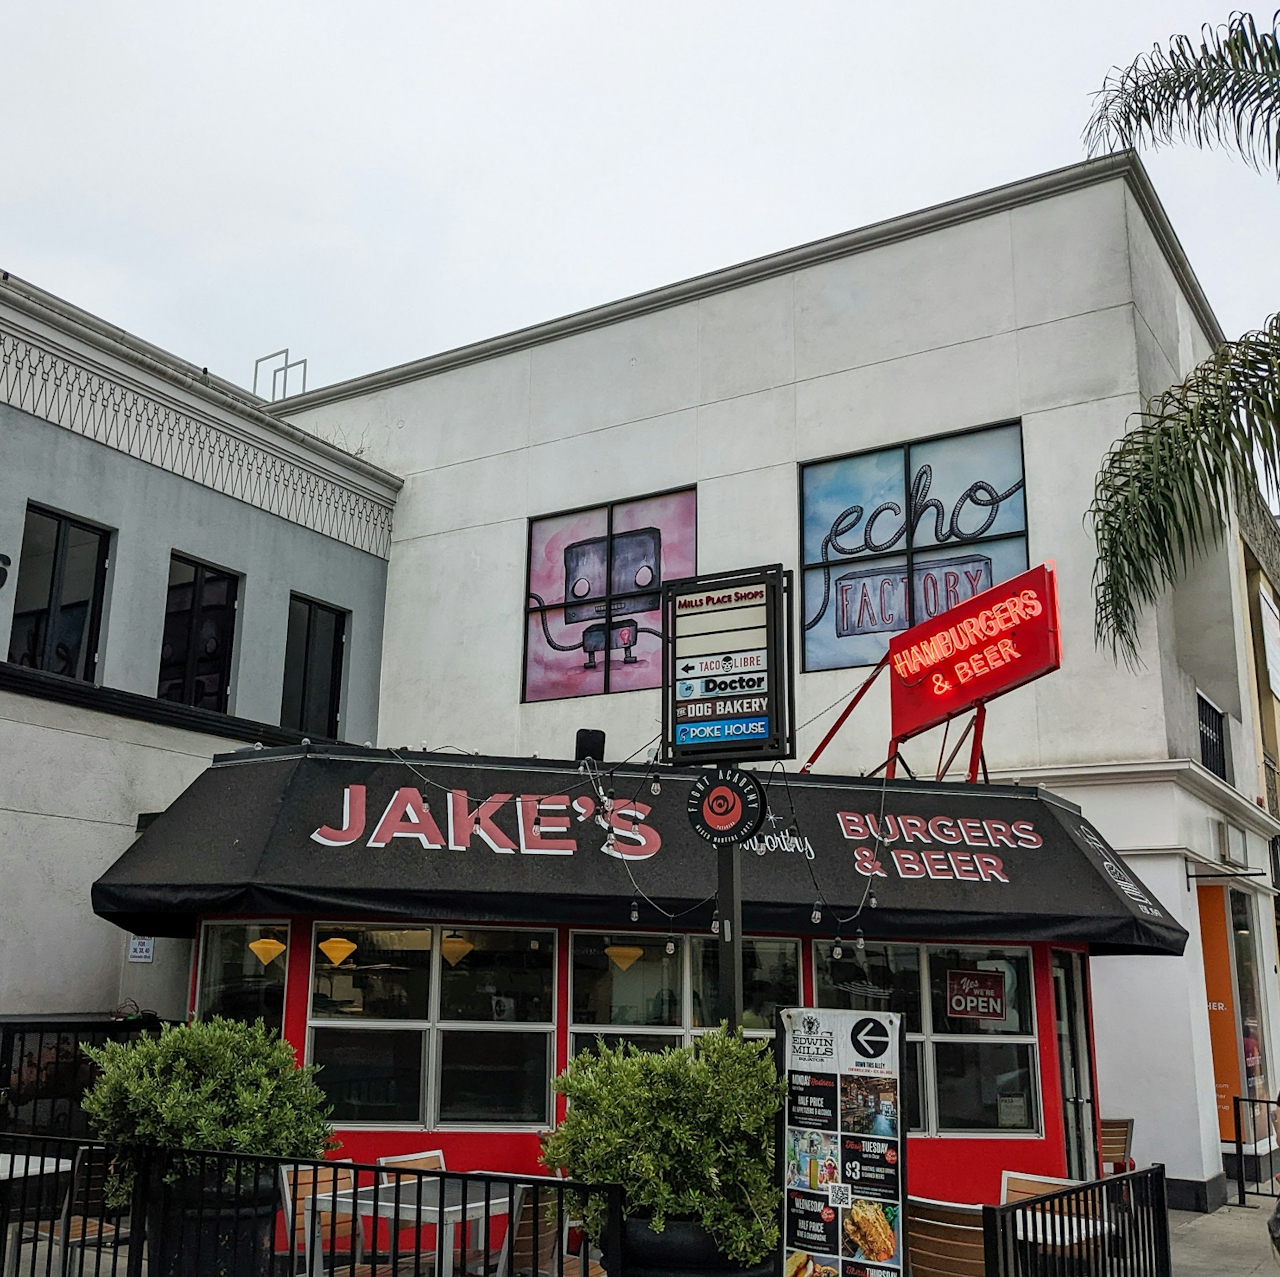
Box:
199, 915, 1088, 1204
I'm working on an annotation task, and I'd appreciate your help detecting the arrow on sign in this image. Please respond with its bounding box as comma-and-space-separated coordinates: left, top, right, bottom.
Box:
850, 1017, 890, 1059
681, 663, 695, 673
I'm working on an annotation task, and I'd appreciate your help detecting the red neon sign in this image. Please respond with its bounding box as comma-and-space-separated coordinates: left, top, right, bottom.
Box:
888, 562, 1060, 741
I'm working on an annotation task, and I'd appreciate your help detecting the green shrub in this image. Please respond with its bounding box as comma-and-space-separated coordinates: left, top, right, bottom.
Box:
82, 1017, 334, 1182
542, 1028, 784, 1266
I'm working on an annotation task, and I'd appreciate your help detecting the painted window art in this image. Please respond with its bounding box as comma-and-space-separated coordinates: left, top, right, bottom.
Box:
524, 489, 697, 701
801, 422, 1027, 671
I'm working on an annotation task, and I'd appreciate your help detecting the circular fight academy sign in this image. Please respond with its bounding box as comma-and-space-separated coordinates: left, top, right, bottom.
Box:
686, 766, 767, 846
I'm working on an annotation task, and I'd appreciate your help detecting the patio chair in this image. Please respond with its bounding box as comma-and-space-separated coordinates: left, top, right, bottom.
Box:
1099, 1118, 1136, 1175
279, 1162, 364, 1277
999, 1171, 1082, 1204
377, 1151, 446, 1179
15, 1145, 128, 1277
906, 1197, 985, 1277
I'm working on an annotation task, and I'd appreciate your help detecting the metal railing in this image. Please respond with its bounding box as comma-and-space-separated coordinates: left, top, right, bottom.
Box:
0, 1017, 164, 1138
982, 1165, 1171, 1277
0, 1132, 623, 1277
1233, 1096, 1280, 1202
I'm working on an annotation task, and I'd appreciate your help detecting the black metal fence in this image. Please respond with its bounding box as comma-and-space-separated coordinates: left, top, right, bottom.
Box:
0, 1017, 163, 1139
0, 1132, 622, 1277
981, 1165, 1171, 1277
1232, 1096, 1280, 1202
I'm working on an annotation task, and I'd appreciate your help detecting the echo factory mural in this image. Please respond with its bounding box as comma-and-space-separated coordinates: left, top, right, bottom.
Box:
801, 423, 1027, 671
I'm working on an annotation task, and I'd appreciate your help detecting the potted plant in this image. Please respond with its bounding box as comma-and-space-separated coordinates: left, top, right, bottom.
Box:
82, 1016, 334, 1277
543, 1028, 784, 1277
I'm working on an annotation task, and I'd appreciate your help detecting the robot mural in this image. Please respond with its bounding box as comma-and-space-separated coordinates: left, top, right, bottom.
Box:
524, 490, 696, 701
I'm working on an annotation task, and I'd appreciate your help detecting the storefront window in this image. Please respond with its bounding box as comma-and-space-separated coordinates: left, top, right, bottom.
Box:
572, 934, 683, 1028
439, 930, 554, 1022
572, 1033, 675, 1057
1231, 890, 1271, 1102
311, 926, 432, 1019
800, 422, 1027, 670
813, 941, 1038, 1135
197, 923, 288, 1034
310, 1028, 423, 1124
306, 924, 555, 1127
691, 938, 799, 1031
437, 1032, 550, 1124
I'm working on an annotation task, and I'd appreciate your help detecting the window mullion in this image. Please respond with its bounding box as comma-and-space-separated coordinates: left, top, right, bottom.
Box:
184, 562, 203, 706
41, 516, 69, 673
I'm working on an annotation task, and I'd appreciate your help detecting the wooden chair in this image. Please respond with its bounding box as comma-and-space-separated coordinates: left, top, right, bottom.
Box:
906, 1197, 985, 1277
18, 1146, 128, 1277
279, 1162, 364, 1277
505, 1185, 562, 1277
1099, 1118, 1136, 1175
1000, 1171, 1082, 1204
377, 1151, 446, 1180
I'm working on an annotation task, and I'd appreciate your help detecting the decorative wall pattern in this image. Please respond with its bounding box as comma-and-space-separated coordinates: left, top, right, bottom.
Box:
0, 325, 395, 558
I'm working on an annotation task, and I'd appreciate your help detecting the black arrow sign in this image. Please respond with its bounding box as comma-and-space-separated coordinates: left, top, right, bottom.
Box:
681, 663, 695, 673
850, 1017, 890, 1059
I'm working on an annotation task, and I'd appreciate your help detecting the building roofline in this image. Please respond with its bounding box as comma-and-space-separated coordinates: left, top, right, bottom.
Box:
271, 150, 1225, 414
0, 270, 402, 494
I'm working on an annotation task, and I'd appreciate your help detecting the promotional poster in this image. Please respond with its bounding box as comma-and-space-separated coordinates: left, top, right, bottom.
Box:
781, 1008, 905, 1277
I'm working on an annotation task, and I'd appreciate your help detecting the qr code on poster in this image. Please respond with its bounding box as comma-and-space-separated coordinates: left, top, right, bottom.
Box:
827, 1184, 853, 1208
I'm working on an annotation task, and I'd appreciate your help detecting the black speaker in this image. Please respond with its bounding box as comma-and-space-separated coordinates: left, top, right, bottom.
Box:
575, 729, 606, 763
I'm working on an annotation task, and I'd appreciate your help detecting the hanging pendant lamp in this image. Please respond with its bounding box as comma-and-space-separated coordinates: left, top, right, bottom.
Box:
318, 937, 358, 966
247, 937, 286, 966
441, 932, 475, 966
604, 944, 645, 972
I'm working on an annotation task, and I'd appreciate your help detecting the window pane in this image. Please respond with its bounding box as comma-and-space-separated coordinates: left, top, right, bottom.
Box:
803, 557, 908, 672
9, 510, 60, 669
192, 569, 236, 711
437, 1031, 549, 1124
692, 938, 799, 1030
572, 935, 682, 1027
197, 924, 288, 1034
933, 1041, 1037, 1131
524, 609, 606, 702
280, 597, 310, 731
572, 1033, 678, 1057
801, 447, 907, 568
907, 424, 1026, 549
312, 926, 432, 1020
815, 942, 922, 1034
302, 605, 341, 735
312, 1028, 423, 1123
51, 524, 105, 680
1231, 890, 1270, 1101
439, 930, 554, 1023
911, 538, 1028, 626
158, 558, 196, 702
903, 1040, 924, 1132
527, 508, 609, 610
928, 948, 1033, 1036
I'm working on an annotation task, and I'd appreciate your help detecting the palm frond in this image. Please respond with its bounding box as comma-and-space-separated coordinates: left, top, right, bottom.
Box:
1091, 314, 1280, 666
1084, 10, 1280, 176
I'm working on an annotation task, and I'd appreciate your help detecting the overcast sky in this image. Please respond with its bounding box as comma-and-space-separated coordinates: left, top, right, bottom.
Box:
4, 3, 1277, 396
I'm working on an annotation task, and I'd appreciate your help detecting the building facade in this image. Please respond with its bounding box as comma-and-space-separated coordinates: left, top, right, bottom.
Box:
0, 275, 400, 1018
269, 153, 1280, 1210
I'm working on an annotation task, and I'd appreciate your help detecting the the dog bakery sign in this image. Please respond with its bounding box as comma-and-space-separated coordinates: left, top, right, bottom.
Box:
781, 1009, 906, 1277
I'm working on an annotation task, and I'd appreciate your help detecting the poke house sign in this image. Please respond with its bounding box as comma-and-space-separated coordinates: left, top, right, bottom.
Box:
663, 564, 794, 764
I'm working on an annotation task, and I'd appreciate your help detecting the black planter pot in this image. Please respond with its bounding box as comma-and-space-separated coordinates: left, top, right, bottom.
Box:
608, 1217, 775, 1277
145, 1167, 278, 1277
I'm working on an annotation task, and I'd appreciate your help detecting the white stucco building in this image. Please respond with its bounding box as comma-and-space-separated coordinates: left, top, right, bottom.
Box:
269, 152, 1280, 1210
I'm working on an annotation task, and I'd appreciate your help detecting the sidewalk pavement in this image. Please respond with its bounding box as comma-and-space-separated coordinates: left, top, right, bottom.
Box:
1171, 1204, 1276, 1276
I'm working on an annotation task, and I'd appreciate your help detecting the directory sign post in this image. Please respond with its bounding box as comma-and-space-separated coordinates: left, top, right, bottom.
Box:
779, 1009, 906, 1277
662, 564, 794, 764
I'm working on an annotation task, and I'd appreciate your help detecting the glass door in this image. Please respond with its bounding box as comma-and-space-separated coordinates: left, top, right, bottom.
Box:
1053, 951, 1098, 1180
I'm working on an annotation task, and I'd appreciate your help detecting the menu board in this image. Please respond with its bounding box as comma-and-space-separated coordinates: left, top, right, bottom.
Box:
780, 1009, 905, 1277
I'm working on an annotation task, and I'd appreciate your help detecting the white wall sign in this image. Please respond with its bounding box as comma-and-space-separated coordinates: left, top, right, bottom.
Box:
127, 935, 155, 963
781, 1008, 905, 1277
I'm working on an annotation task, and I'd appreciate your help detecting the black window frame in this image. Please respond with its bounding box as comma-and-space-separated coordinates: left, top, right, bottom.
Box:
280, 594, 347, 738
7, 503, 110, 683
522, 486, 697, 701
1197, 692, 1229, 781
157, 553, 239, 712
798, 419, 1028, 671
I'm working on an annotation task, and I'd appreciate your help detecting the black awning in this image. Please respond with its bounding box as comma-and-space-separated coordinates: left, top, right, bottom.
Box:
92, 745, 1187, 956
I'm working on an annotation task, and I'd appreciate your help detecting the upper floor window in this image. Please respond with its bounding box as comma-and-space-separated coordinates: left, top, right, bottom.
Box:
7, 504, 109, 682
1198, 693, 1228, 781
523, 489, 696, 702
281, 595, 346, 738
800, 422, 1027, 671
158, 554, 237, 712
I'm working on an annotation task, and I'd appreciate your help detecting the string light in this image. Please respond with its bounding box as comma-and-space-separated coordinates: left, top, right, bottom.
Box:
629, 900, 639, 923
650, 779, 661, 796
665, 936, 676, 955
869, 890, 878, 910
832, 936, 844, 960
855, 929, 865, 951
810, 903, 822, 925
711, 911, 721, 936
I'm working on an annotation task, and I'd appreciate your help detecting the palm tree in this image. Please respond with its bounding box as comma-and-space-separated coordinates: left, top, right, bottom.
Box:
1084, 11, 1280, 665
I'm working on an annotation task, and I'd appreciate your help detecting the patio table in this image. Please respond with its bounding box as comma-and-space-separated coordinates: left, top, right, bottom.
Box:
306, 1179, 511, 1277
